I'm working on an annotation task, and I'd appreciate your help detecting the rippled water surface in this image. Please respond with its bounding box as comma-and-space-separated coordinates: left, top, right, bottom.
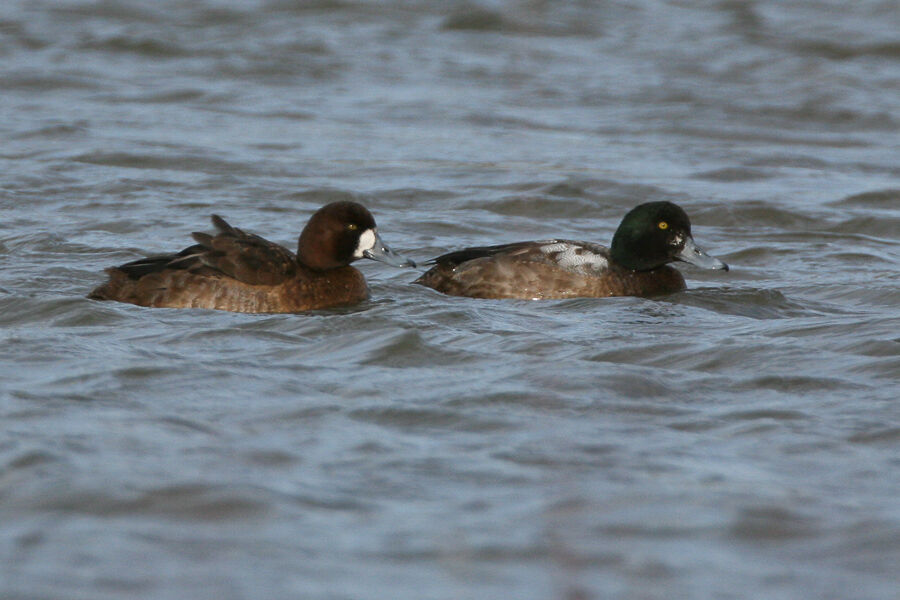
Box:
2, 1, 899, 599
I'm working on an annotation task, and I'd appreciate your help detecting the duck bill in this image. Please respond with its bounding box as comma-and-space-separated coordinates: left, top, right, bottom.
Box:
675, 237, 729, 271
363, 232, 417, 268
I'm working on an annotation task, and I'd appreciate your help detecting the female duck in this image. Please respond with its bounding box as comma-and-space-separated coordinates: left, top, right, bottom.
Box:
414, 201, 728, 299
90, 201, 414, 313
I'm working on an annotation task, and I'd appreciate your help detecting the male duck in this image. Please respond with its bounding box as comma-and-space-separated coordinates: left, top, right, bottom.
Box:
414, 201, 727, 299
89, 201, 415, 313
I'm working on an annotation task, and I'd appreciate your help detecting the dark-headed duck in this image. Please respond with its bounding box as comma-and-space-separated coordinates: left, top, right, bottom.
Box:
414, 201, 727, 299
89, 201, 415, 313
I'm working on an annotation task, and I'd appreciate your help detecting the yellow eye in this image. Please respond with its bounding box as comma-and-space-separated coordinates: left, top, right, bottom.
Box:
658, 221, 668, 230
347, 223, 358, 231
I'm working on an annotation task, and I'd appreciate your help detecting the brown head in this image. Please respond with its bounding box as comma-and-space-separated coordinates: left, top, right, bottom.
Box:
296, 201, 415, 271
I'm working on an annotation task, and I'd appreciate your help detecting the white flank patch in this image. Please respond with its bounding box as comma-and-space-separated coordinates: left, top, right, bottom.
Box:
540, 242, 608, 271
539, 242, 568, 253
354, 228, 377, 258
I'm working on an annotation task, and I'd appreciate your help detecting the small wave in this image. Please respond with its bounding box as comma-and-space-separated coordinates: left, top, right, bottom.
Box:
11, 122, 90, 140
811, 284, 900, 309
265, 0, 354, 13
441, 8, 506, 32
748, 102, 898, 131
729, 506, 819, 541
19, 484, 272, 521
358, 328, 477, 368
470, 194, 600, 220
213, 54, 345, 82
826, 215, 900, 240
2, 72, 101, 91
837, 338, 900, 359
828, 189, 900, 209
78, 34, 190, 58
847, 427, 900, 445
0, 296, 104, 327
440, 6, 602, 37
153, 415, 220, 437
49, 1, 165, 23
2, 449, 64, 472
791, 39, 900, 61
72, 151, 246, 175
846, 356, 900, 380
719, 408, 808, 421
718, 200, 819, 230
0, 18, 50, 51
691, 167, 774, 182
348, 405, 512, 432
668, 287, 816, 319
732, 375, 866, 394
658, 124, 869, 148
111, 89, 213, 105
745, 154, 830, 170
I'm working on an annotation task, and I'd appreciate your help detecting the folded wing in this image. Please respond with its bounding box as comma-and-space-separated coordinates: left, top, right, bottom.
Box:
116, 215, 297, 286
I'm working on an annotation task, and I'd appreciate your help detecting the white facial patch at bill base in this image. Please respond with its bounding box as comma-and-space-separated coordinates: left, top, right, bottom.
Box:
354, 228, 377, 258
539, 242, 608, 271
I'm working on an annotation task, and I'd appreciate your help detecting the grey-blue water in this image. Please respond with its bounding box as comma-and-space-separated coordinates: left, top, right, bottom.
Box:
2, 1, 899, 599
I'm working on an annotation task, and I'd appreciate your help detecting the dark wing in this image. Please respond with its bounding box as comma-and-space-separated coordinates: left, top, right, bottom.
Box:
425, 241, 562, 267
116, 215, 297, 286
114, 244, 204, 280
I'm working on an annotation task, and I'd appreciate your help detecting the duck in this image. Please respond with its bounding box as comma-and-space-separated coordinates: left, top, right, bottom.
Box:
414, 201, 728, 299
89, 201, 415, 313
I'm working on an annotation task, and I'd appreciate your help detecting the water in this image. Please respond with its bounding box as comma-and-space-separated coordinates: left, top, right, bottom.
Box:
2, 1, 899, 598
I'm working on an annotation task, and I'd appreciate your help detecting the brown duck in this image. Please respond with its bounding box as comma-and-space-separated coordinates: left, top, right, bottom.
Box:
414, 201, 728, 300
89, 201, 414, 313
